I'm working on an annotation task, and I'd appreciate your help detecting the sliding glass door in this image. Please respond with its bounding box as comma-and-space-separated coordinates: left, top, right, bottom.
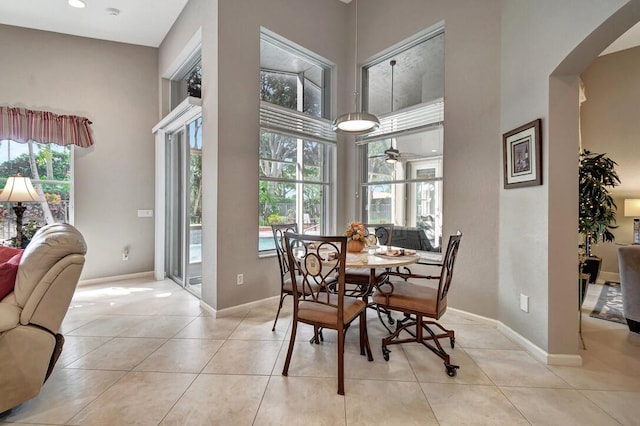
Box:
165, 115, 202, 297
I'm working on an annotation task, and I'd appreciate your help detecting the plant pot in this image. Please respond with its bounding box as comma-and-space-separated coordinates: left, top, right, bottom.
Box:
347, 240, 365, 253
582, 256, 602, 284
579, 273, 590, 307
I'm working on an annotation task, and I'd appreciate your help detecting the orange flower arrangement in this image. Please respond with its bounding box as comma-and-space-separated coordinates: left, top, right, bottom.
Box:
344, 221, 367, 242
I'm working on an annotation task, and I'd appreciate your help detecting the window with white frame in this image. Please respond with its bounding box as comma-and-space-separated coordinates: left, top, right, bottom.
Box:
0, 139, 73, 246
360, 28, 444, 251
258, 30, 335, 252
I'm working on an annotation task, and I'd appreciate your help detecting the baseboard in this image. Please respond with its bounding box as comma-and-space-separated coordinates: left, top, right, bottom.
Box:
204, 295, 280, 318
496, 322, 583, 366
448, 307, 497, 325
199, 299, 216, 316
78, 271, 154, 286
598, 271, 620, 284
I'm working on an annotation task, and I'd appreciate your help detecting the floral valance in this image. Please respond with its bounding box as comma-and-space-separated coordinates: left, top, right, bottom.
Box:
0, 106, 94, 148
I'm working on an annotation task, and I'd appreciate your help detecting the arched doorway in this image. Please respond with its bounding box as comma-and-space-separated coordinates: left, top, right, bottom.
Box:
548, 0, 640, 355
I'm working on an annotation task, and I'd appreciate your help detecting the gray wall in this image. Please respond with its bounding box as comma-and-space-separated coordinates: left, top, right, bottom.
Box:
353, 0, 502, 319
581, 46, 640, 275
159, 0, 349, 310
500, 0, 640, 354
159, 0, 640, 358
0, 24, 158, 280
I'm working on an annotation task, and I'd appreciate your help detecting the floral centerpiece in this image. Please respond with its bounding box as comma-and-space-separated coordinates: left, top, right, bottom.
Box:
344, 221, 367, 252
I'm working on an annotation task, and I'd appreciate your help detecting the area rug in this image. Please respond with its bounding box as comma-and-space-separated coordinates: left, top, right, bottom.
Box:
590, 281, 627, 325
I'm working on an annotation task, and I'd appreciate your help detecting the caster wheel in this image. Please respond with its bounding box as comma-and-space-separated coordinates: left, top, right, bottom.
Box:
387, 316, 395, 325
450, 338, 455, 349
445, 365, 459, 377
382, 347, 390, 361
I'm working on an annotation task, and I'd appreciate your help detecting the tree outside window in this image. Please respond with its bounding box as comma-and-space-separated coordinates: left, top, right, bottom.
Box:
0, 139, 71, 246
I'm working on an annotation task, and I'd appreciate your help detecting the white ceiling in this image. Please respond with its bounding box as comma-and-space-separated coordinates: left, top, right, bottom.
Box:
0, 1, 637, 52
0, 0, 189, 47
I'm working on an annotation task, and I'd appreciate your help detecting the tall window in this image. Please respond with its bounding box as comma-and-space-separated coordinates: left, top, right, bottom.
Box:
0, 139, 72, 245
258, 30, 335, 252
360, 28, 444, 251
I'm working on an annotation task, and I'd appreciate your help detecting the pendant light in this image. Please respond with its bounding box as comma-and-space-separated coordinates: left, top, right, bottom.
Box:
385, 60, 399, 163
333, 0, 380, 135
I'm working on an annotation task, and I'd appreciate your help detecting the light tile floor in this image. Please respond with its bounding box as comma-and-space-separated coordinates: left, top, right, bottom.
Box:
1, 278, 639, 425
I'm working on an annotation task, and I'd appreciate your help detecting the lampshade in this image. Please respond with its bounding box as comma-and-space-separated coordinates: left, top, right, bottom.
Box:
0, 176, 43, 203
333, 112, 380, 134
624, 199, 640, 217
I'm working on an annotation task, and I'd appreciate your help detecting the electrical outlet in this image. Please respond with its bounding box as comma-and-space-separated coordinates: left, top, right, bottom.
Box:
520, 294, 529, 312
122, 247, 129, 261
237, 274, 244, 285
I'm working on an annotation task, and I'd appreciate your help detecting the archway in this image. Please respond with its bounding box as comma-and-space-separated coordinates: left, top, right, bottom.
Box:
548, 0, 640, 355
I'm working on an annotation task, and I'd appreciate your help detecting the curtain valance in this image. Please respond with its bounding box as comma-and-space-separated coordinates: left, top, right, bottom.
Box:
0, 106, 94, 148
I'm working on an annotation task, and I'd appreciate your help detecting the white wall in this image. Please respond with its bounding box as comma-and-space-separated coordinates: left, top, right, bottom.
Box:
0, 24, 158, 280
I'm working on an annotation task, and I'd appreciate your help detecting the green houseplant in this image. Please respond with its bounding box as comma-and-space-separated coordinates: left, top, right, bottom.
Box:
578, 150, 620, 284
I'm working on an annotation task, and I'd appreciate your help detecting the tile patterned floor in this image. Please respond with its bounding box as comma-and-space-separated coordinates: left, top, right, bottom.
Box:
1, 278, 639, 425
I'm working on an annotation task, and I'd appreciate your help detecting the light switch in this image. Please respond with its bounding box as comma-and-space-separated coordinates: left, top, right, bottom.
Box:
137, 209, 153, 218
520, 294, 529, 313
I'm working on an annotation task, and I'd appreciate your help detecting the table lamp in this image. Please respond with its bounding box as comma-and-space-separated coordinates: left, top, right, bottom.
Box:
624, 199, 640, 245
0, 175, 44, 248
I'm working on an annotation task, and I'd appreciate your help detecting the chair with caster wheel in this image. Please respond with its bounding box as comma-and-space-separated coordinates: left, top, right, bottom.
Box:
372, 231, 462, 377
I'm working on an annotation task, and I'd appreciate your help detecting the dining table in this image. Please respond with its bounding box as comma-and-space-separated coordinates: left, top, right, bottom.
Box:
342, 245, 442, 298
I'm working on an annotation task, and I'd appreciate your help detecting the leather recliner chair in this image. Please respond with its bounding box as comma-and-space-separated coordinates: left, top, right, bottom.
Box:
0, 223, 86, 413
618, 245, 640, 334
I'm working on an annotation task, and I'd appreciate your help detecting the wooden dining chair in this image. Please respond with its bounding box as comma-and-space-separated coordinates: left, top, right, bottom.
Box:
372, 231, 462, 377
282, 232, 373, 395
270, 223, 321, 332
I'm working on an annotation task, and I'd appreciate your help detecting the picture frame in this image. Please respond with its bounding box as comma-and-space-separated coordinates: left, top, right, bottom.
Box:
503, 118, 542, 189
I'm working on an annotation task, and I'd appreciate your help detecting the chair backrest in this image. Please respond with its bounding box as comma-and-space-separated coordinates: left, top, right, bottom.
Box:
15, 223, 87, 332
271, 223, 298, 285
436, 231, 463, 312
283, 232, 347, 318
364, 223, 394, 246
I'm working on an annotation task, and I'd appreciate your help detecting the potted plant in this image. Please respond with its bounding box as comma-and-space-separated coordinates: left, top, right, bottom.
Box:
578, 149, 620, 285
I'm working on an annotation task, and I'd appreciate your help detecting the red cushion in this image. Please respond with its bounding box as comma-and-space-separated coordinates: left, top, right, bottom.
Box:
0, 246, 22, 264
0, 251, 23, 300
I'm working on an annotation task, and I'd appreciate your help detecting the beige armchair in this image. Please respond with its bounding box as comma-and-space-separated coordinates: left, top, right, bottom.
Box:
0, 223, 86, 413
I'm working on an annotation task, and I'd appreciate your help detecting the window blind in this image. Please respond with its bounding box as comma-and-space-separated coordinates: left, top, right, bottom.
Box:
358, 98, 444, 142
259, 101, 336, 144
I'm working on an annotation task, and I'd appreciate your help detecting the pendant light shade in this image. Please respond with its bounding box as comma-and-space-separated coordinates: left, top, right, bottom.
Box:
333, 111, 380, 134
333, 0, 380, 135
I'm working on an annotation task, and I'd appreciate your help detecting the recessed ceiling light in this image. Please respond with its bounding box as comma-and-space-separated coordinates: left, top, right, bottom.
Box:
431, 149, 437, 152
68, 0, 86, 8
106, 7, 120, 16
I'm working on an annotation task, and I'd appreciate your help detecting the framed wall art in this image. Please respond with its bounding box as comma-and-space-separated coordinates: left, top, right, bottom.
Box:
503, 118, 542, 189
